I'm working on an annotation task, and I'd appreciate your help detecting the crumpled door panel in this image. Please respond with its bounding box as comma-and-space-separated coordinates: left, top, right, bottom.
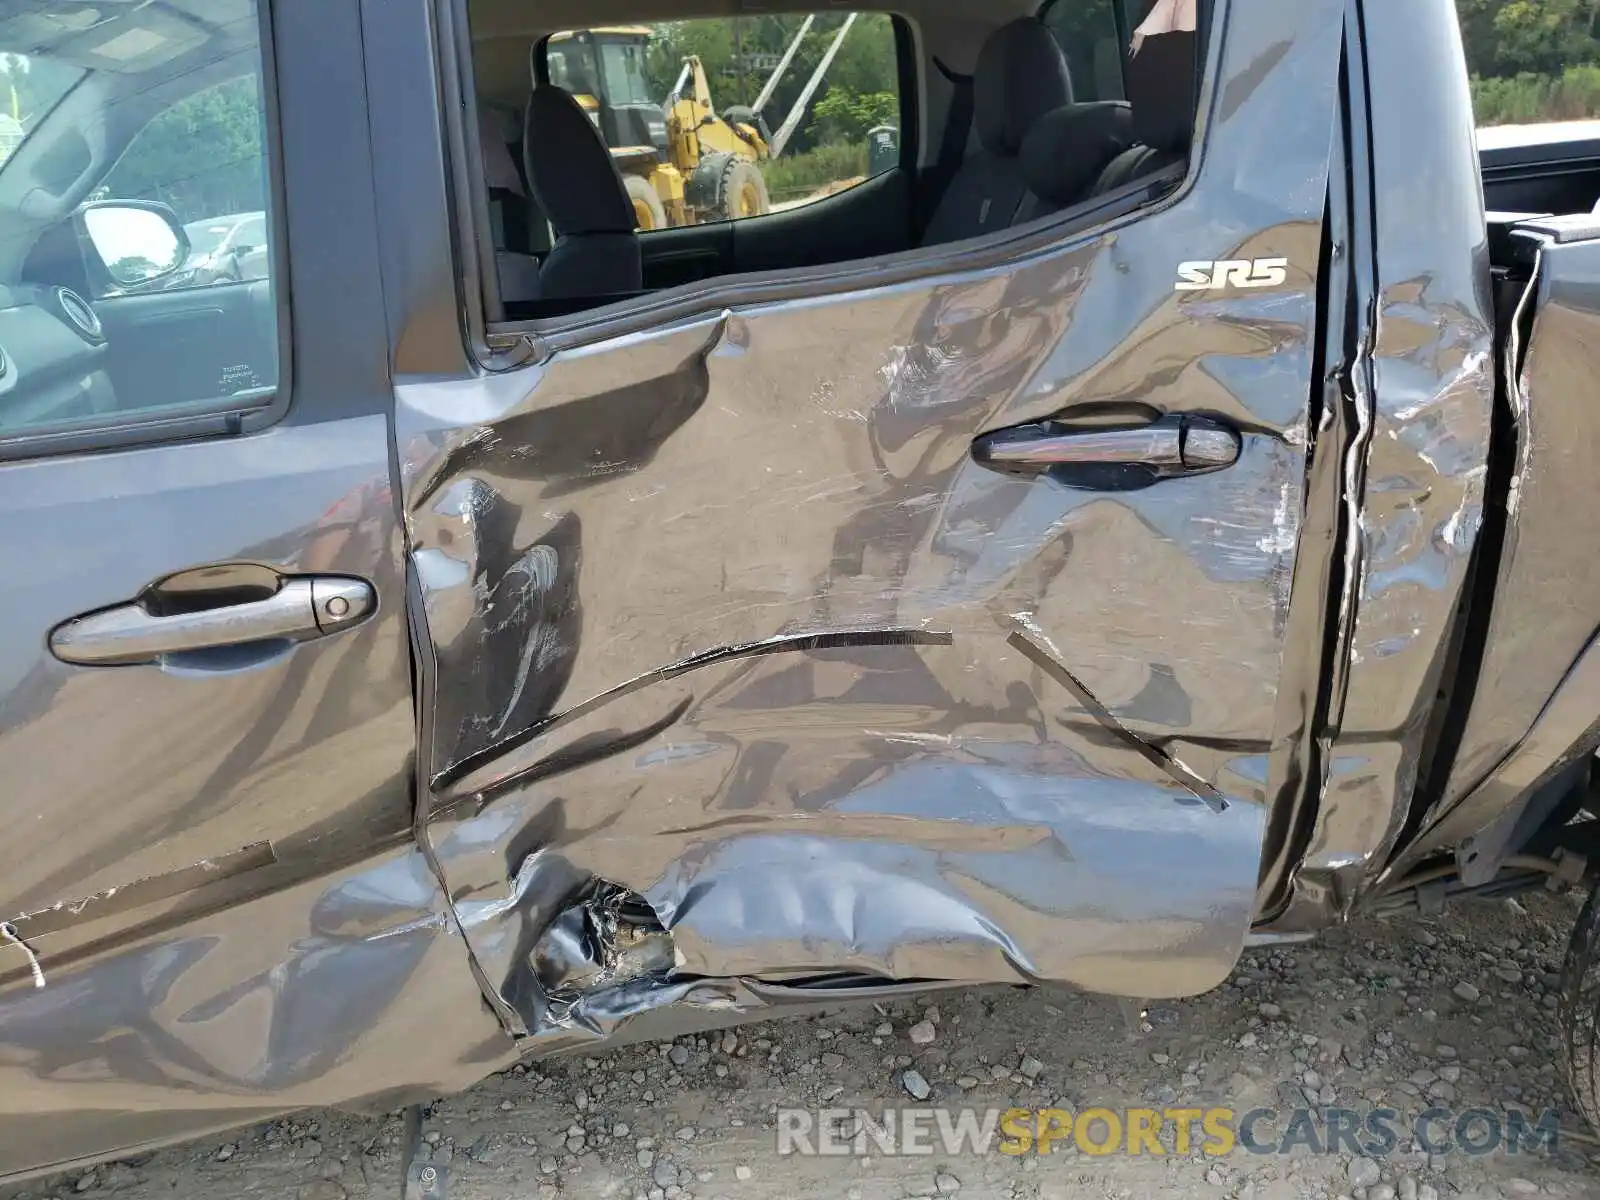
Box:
396, 0, 1344, 1045
1399, 227, 1600, 868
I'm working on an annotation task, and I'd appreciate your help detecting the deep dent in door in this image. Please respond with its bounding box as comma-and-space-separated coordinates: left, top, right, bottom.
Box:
394, 0, 1346, 1048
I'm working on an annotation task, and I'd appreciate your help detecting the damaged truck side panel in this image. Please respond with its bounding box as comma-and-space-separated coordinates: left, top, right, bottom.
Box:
392, 0, 1349, 1045
1400, 225, 1600, 874
1257, 0, 1498, 928
22, 0, 1600, 1184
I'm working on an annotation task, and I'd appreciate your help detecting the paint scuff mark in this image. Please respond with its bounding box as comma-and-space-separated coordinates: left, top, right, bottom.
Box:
6, 842, 278, 940
1257, 479, 1298, 555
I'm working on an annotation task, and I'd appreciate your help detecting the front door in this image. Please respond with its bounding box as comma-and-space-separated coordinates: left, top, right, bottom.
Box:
0, 1, 506, 1180
387, 0, 1346, 1045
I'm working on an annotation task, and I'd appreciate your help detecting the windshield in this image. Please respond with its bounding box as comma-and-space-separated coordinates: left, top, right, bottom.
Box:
0, 54, 86, 165
547, 42, 599, 97
599, 40, 653, 107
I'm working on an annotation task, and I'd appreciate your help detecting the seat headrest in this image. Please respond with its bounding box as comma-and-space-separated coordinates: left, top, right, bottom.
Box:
1019, 102, 1134, 204
1126, 31, 1197, 154
523, 85, 635, 235
973, 17, 1075, 156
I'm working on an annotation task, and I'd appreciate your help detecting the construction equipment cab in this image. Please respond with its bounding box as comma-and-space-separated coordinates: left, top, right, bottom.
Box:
541, 26, 771, 229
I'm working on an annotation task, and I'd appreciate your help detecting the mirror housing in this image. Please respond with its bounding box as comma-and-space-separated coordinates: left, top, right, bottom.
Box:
75, 200, 190, 291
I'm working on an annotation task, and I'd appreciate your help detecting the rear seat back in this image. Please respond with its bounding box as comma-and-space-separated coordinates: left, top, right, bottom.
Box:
1014, 101, 1134, 224
479, 104, 544, 302
919, 17, 1073, 246
1091, 30, 1197, 195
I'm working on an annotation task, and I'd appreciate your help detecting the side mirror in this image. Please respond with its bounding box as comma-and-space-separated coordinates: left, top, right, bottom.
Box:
76, 200, 190, 289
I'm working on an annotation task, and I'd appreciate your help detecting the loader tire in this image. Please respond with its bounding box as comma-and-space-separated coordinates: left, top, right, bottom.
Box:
1560, 880, 1600, 1131
626, 175, 667, 231
711, 155, 769, 221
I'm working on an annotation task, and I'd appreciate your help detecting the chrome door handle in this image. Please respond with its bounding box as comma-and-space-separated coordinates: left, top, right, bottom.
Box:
50, 576, 374, 666
971, 413, 1240, 488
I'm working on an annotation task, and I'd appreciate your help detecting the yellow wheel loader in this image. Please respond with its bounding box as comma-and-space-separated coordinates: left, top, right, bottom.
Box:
544, 27, 786, 229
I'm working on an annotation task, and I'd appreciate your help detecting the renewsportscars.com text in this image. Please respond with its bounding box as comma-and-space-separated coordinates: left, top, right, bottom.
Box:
775, 1106, 1563, 1158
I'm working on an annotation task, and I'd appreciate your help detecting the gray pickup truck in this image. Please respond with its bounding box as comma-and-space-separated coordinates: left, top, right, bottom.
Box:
5, 0, 1600, 1186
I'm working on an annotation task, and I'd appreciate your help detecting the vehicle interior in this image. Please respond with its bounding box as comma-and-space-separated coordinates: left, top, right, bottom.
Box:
0, 0, 275, 443
4, 1, 1600, 442
462, 0, 1207, 323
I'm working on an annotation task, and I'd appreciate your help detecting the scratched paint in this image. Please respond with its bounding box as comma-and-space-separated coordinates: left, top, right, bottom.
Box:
1267, 0, 1497, 927
393, 0, 1346, 1041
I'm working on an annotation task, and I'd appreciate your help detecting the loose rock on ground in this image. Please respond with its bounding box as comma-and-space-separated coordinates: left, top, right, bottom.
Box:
4, 893, 1597, 1200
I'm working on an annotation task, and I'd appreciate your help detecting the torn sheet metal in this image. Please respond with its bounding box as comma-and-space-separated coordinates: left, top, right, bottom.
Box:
1265, 0, 1496, 927
395, 0, 1345, 1041
430, 632, 1266, 1042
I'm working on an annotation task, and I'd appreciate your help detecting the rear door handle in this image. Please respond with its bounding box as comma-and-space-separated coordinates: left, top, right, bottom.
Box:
971, 413, 1241, 489
50, 576, 374, 666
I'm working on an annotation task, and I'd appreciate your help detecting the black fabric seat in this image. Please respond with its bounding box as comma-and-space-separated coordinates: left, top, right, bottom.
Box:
1013, 101, 1135, 223
919, 17, 1075, 246
522, 84, 641, 300
1090, 30, 1197, 196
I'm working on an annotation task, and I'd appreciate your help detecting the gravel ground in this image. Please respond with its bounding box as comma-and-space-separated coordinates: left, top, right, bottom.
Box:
7, 891, 1599, 1200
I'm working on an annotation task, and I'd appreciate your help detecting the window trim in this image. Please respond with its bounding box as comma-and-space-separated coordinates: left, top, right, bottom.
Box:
443, 0, 1224, 363
1113, 0, 1135, 62
523, 12, 918, 246
894, 12, 921, 184
0, 0, 293, 463
440, 0, 510, 344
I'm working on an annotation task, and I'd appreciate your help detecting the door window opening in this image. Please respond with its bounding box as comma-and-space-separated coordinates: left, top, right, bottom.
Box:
460, 0, 1206, 326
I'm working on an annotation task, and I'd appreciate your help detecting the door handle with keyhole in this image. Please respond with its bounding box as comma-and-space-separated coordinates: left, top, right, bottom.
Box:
50, 576, 374, 666
971, 413, 1241, 489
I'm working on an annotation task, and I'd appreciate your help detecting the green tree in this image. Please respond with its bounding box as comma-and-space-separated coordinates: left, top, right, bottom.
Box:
642, 14, 899, 154
1452, 0, 1600, 123
819, 13, 897, 100
102, 74, 265, 224
1457, 0, 1600, 78
808, 89, 897, 144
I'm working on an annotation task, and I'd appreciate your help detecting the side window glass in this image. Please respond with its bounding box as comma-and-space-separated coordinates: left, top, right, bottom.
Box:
99, 73, 270, 295
0, 1, 279, 436
1043, 0, 1127, 102
537, 14, 901, 231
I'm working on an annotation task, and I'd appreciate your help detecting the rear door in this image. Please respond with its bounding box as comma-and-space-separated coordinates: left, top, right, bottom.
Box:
380, 0, 1346, 1043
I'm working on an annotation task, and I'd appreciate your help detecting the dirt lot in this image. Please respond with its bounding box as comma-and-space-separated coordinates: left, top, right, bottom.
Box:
8, 892, 1600, 1200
